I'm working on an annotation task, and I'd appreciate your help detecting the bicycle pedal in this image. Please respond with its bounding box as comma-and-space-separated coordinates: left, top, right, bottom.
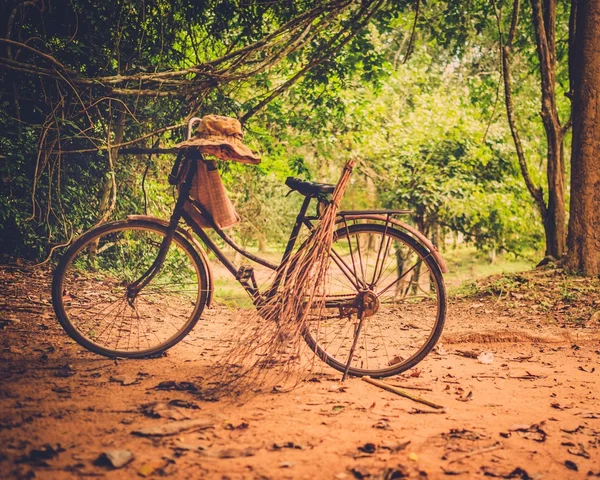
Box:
235, 265, 254, 282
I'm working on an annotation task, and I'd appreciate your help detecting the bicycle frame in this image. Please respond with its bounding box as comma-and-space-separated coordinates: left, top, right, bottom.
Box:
129, 148, 431, 308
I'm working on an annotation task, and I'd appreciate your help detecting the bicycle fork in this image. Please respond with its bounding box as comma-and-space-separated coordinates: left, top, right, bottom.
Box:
125, 216, 179, 303
127, 151, 198, 303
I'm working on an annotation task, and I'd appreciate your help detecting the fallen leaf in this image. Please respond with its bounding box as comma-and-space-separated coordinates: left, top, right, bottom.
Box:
508, 423, 531, 431
478, 351, 494, 364
328, 384, 348, 393
481, 466, 532, 479
357, 443, 376, 454
168, 399, 199, 409
435, 344, 449, 356
223, 420, 249, 430
132, 418, 213, 437
110, 375, 139, 386
508, 372, 547, 380
442, 466, 469, 476
457, 391, 473, 402
171, 440, 205, 452
564, 460, 578, 471
455, 349, 479, 359
380, 441, 410, 453
154, 381, 199, 392
510, 355, 533, 362
141, 402, 191, 421
388, 355, 404, 366
138, 459, 169, 477
567, 443, 590, 459
373, 419, 391, 430
578, 366, 595, 373
443, 429, 484, 441
550, 402, 573, 410
350, 466, 370, 479
509, 423, 547, 442
215, 447, 255, 459
560, 425, 584, 434
384, 465, 409, 478
271, 442, 304, 450
94, 450, 134, 469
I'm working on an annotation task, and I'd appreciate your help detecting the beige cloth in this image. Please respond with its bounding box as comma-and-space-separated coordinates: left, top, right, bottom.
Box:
183, 159, 240, 229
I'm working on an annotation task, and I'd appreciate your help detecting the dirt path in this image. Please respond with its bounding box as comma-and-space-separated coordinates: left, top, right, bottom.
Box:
1, 262, 600, 479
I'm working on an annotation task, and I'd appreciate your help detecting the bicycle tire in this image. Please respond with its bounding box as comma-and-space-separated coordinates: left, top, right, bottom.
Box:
52, 218, 209, 358
303, 223, 446, 378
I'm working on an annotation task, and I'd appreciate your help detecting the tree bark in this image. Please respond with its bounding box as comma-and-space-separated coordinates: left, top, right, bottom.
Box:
565, 0, 600, 276
530, 0, 567, 259
495, 0, 568, 260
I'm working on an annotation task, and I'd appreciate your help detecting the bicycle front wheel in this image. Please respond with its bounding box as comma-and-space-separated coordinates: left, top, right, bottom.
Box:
304, 223, 446, 377
52, 219, 208, 358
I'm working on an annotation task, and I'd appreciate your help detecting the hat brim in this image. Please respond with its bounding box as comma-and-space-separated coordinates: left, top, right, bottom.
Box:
176, 137, 261, 165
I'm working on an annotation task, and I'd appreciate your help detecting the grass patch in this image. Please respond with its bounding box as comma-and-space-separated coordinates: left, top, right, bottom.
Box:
444, 245, 536, 295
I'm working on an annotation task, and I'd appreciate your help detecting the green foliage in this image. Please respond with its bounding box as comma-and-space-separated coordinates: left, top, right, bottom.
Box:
0, 0, 557, 261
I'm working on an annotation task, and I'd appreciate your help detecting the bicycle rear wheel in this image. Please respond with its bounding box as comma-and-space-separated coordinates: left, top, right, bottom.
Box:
304, 223, 446, 377
52, 219, 208, 358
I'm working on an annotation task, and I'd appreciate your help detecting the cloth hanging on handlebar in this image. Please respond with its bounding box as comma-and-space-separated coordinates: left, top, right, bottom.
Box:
181, 155, 240, 230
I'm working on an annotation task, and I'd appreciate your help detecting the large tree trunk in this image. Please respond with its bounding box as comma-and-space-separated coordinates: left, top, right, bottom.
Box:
565, 0, 600, 276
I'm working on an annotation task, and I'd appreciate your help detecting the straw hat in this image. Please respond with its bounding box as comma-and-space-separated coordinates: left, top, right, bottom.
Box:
176, 115, 261, 165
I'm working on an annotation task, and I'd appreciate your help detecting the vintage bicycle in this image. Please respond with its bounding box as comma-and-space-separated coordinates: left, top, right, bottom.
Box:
52, 116, 447, 378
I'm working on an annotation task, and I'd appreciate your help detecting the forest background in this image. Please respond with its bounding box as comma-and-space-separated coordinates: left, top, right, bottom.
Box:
0, 0, 595, 281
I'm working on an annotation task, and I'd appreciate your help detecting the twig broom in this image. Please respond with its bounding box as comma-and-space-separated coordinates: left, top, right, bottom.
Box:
211, 160, 355, 393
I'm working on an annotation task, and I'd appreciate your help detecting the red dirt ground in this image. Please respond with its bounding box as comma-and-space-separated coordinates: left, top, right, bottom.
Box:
1, 261, 599, 479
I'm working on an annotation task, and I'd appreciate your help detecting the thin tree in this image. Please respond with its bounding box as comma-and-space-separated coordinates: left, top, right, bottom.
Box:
494, 0, 568, 260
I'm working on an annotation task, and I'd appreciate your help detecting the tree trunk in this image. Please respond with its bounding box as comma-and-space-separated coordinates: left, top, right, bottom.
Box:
530, 0, 567, 259
565, 0, 600, 276
496, 0, 567, 261
542, 131, 566, 258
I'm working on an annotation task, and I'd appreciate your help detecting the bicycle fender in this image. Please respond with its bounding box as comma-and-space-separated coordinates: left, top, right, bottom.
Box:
335, 214, 448, 274
127, 215, 215, 307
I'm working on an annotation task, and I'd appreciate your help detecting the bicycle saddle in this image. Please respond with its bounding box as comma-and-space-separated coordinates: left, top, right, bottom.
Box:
285, 177, 335, 197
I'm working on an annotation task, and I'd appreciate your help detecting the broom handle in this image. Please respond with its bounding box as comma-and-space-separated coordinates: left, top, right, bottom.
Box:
362, 376, 445, 410
331, 159, 355, 205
